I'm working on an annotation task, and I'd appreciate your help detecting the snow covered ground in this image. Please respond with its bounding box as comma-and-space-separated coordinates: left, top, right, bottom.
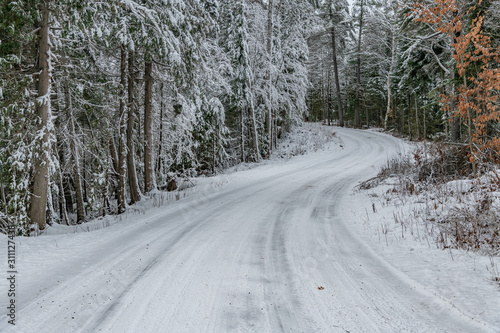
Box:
1, 125, 499, 332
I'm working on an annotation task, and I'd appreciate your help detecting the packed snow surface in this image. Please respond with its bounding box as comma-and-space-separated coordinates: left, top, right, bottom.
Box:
1, 127, 499, 332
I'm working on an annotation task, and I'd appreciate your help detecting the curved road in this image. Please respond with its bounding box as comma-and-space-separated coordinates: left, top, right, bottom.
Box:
5, 127, 496, 332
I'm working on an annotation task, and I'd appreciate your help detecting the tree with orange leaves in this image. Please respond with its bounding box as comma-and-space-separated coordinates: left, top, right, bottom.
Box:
412, 0, 500, 176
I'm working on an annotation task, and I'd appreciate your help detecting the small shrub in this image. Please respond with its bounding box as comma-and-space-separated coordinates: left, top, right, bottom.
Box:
373, 143, 500, 255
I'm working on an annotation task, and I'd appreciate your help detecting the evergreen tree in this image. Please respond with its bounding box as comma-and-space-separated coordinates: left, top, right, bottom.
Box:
224, 0, 260, 162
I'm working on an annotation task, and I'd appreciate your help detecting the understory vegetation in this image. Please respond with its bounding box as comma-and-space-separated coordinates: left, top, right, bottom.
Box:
365, 143, 500, 257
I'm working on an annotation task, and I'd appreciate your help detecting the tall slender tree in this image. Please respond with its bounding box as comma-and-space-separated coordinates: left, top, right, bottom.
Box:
30, 0, 54, 230
354, 0, 365, 128
127, 51, 141, 204
327, 0, 348, 127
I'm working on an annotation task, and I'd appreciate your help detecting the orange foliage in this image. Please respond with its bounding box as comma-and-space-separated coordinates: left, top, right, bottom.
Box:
412, 0, 500, 167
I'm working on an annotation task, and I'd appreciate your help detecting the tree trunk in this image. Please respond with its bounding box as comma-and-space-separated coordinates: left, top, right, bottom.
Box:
266, 0, 273, 156
0, 184, 5, 207
450, 114, 461, 142
240, 111, 245, 163
30, 1, 52, 230
407, 92, 412, 140
463, 74, 477, 176
82, 135, 88, 203
157, 82, 164, 174
127, 50, 141, 204
384, 33, 396, 131
423, 101, 427, 141
108, 127, 118, 207
63, 82, 85, 224
355, 0, 364, 128
46, 182, 56, 225
108, 135, 118, 177
143, 60, 155, 193
415, 95, 420, 139
212, 134, 216, 175
450, 77, 461, 142
327, 69, 332, 126
273, 110, 277, 147
117, 45, 127, 213
364, 93, 369, 127
399, 97, 404, 134
321, 65, 326, 121
249, 100, 260, 161
52, 77, 69, 225
450, 11, 462, 143
329, 8, 344, 127
69, 111, 85, 223
57, 167, 69, 225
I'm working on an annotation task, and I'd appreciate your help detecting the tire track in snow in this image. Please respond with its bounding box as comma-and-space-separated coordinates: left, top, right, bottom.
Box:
263, 205, 310, 331
77, 155, 347, 332
283, 129, 497, 332
10, 127, 497, 333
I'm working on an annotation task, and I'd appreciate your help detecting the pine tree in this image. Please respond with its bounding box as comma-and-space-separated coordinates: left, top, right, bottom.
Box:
225, 0, 260, 162
30, 0, 56, 231
0, 0, 39, 234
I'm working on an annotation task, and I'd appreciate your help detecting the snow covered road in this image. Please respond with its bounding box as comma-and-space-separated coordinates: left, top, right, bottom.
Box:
2, 127, 498, 332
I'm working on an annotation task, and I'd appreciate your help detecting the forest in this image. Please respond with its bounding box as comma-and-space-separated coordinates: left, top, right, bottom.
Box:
1, 0, 499, 235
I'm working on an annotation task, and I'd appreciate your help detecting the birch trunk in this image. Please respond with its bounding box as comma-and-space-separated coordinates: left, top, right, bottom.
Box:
384, 33, 396, 131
